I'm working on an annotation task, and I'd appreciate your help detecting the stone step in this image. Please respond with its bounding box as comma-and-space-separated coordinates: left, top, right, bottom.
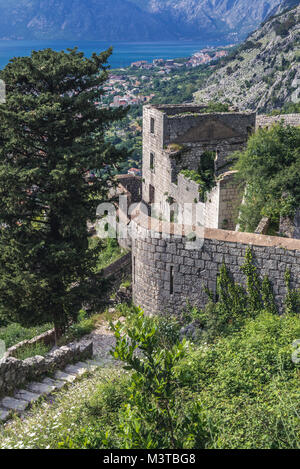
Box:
26, 382, 57, 396
86, 358, 111, 367
42, 377, 66, 390
1, 396, 29, 413
14, 390, 41, 404
64, 364, 90, 376
0, 407, 10, 422
75, 361, 97, 371
54, 370, 77, 383
0, 354, 112, 424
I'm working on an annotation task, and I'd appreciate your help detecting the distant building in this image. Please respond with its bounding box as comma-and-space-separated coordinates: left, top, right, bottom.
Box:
128, 167, 141, 176
131, 60, 148, 69
153, 58, 164, 65
215, 50, 228, 58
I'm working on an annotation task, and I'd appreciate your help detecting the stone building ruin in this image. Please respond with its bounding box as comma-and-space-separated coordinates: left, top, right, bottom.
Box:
142, 104, 256, 231
115, 105, 300, 315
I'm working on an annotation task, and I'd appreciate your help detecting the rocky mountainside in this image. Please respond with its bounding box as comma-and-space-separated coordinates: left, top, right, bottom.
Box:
194, 4, 300, 112
0, 0, 176, 41
268, 0, 300, 16
132, 0, 283, 41
0, 0, 286, 42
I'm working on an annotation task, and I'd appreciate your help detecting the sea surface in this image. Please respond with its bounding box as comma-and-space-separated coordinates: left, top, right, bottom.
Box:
0, 40, 226, 70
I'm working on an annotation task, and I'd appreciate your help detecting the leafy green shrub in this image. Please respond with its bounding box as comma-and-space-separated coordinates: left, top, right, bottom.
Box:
273, 14, 297, 37
285, 269, 300, 315
180, 151, 216, 202
233, 123, 300, 231
154, 314, 181, 349
115, 303, 139, 317
202, 101, 230, 113
110, 310, 210, 449
120, 280, 131, 289
177, 312, 300, 448
192, 248, 299, 343
166, 143, 184, 153
239, 40, 262, 52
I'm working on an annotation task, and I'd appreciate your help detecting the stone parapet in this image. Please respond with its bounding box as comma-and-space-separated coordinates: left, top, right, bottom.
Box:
131, 213, 300, 316
256, 114, 300, 129
0, 341, 93, 398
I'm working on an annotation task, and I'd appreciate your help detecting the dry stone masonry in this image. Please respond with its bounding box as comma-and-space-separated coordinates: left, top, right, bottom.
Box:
256, 114, 300, 129
0, 340, 93, 399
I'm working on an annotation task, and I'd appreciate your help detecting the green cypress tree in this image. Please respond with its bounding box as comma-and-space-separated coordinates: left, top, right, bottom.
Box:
0, 47, 127, 342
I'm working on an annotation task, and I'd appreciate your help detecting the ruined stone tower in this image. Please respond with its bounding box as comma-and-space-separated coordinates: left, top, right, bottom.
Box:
142, 104, 256, 230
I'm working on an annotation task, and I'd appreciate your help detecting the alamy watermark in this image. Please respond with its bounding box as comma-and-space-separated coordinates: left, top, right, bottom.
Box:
292, 339, 300, 364
95, 196, 205, 250
0, 79, 6, 104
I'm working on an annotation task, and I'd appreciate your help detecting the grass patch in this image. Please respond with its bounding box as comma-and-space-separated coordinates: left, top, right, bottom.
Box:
58, 310, 102, 346
14, 342, 51, 360
120, 280, 131, 289
0, 366, 124, 449
0, 308, 299, 449
0, 323, 52, 350
89, 237, 126, 272
99, 303, 138, 323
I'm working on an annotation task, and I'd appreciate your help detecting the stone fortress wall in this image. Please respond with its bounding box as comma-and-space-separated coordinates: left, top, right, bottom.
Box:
131, 213, 300, 315
117, 104, 300, 316
256, 113, 300, 129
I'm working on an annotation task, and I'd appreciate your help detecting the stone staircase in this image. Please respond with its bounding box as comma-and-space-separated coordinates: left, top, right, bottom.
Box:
0, 357, 112, 423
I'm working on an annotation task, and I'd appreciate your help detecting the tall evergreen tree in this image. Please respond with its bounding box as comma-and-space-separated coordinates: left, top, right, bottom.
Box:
0, 47, 127, 341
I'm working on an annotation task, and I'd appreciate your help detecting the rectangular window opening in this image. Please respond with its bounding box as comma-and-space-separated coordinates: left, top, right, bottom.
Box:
150, 117, 155, 134
150, 152, 155, 171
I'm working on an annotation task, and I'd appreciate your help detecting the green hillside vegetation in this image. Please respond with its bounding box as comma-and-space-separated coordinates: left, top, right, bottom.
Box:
1, 250, 299, 449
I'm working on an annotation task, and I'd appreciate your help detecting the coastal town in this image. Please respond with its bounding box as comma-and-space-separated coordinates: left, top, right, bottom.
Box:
99, 47, 230, 109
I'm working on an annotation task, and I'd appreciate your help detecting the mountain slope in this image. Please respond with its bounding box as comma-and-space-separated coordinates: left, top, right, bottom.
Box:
0, 0, 287, 42
267, 0, 300, 17
194, 4, 300, 112
132, 0, 283, 40
0, 0, 176, 41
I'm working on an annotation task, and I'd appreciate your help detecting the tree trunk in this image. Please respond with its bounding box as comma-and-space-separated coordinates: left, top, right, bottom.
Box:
54, 322, 63, 345
53, 312, 66, 345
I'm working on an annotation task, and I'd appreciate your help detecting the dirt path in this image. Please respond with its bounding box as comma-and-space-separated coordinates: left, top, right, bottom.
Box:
78, 317, 125, 361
